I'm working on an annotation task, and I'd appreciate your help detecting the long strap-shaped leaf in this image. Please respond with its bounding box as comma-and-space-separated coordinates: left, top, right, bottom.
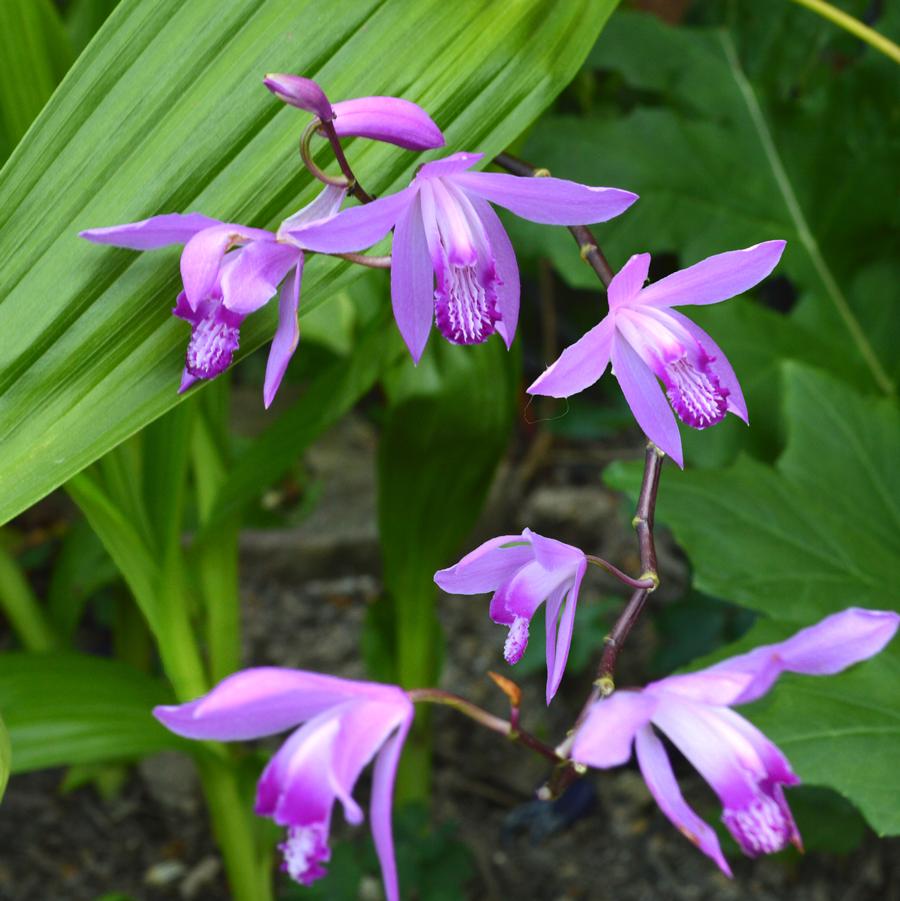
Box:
0, 0, 618, 526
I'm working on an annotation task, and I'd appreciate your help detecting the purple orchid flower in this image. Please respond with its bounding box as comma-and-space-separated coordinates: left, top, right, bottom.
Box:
571, 607, 899, 874
80, 186, 346, 407
289, 152, 638, 362
154, 668, 414, 900
264, 74, 445, 151
434, 528, 588, 703
529, 241, 787, 467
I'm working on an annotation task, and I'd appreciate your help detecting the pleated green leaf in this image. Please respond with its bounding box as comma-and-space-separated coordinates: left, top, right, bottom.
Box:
0, 653, 182, 771
0, 0, 617, 527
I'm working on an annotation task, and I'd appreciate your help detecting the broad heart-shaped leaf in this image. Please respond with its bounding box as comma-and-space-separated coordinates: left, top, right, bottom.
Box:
0, 0, 618, 528
605, 363, 900, 622
687, 620, 900, 836
0, 652, 184, 771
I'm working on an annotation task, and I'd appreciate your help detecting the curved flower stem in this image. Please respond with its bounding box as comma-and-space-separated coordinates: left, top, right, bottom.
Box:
493, 152, 614, 287
331, 251, 392, 269
586, 555, 658, 591
299, 118, 374, 204
408, 688, 563, 765
788, 0, 900, 64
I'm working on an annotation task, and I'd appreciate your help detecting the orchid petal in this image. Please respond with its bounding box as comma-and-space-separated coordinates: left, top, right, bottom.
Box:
264, 259, 303, 409
256, 712, 342, 822
287, 187, 415, 254
467, 195, 520, 348
638, 240, 786, 309
611, 331, 683, 467
454, 171, 637, 225
153, 668, 393, 740
434, 534, 533, 595
79, 212, 222, 250
415, 152, 483, 181
634, 725, 732, 876
495, 559, 570, 623
390, 192, 434, 363
370, 713, 413, 901
181, 224, 269, 310
545, 558, 587, 703
528, 315, 615, 399
608, 253, 651, 309
263, 74, 334, 121
525, 529, 585, 572
662, 309, 748, 422
679, 607, 900, 706
221, 241, 299, 315
571, 691, 659, 768
279, 184, 347, 237
328, 96, 444, 150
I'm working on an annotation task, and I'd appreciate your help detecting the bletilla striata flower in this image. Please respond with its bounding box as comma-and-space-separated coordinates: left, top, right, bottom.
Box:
529, 241, 787, 467
434, 529, 588, 703
80, 186, 346, 407
154, 668, 414, 901
572, 608, 900, 874
264, 74, 446, 151
290, 152, 638, 361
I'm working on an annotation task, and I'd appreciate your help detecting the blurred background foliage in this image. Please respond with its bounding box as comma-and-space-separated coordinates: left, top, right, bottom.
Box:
0, 0, 897, 898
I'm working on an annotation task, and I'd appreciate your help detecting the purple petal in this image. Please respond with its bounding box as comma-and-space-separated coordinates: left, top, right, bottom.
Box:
390, 192, 434, 363
264, 74, 334, 121
221, 241, 299, 316
634, 725, 733, 876
279, 185, 347, 237
415, 152, 483, 181
467, 196, 520, 348
638, 241, 787, 309
495, 559, 570, 624
454, 171, 637, 225
79, 212, 222, 250
609, 253, 651, 309
528, 315, 615, 399
654, 699, 800, 858
662, 309, 747, 422
370, 712, 413, 901
328, 97, 445, 150
571, 691, 659, 768
545, 558, 587, 703
181, 224, 270, 310
525, 529, 585, 573
153, 668, 395, 741
264, 260, 303, 409
256, 712, 342, 823
611, 331, 683, 467
678, 607, 900, 707
286, 187, 415, 254
434, 534, 533, 595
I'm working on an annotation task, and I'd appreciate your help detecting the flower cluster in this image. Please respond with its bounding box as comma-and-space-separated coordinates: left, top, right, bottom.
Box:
90, 73, 895, 900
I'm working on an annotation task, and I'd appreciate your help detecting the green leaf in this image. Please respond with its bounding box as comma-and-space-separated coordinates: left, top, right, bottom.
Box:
0, 712, 10, 801
376, 337, 519, 687
606, 363, 900, 622
199, 307, 398, 536
0, 0, 618, 528
0, 0, 73, 159
0, 652, 183, 771
515, 8, 897, 395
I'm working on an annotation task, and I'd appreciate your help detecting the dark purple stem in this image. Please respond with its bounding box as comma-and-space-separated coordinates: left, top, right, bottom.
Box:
319, 120, 375, 204
408, 688, 562, 765
493, 152, 615, 287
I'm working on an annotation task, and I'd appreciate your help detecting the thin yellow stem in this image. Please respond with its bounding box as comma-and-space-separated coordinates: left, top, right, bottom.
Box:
789, 0, 900, 64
